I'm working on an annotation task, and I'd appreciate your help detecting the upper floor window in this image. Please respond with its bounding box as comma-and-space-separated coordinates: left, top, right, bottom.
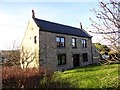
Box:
81, 39, 87, 48
34, 36, 37, 44
82, 53, 88, 62
56, 37, 65, 48
72, 38, 77, 48
58, 54, 66, 65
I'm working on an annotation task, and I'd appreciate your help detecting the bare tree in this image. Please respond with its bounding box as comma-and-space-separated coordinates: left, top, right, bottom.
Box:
1, 41, 20, 67
2, 50, 20, 67
20, 46, 38, 69
90, 0, 120, 62
1, 41, 37, 69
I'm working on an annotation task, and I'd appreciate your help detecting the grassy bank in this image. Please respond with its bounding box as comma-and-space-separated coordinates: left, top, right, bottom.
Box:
2, 64, 119, 89
41, 64, 119, 89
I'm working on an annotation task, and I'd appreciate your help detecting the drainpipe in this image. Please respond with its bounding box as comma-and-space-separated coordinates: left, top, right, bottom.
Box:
90, 39, 93, 64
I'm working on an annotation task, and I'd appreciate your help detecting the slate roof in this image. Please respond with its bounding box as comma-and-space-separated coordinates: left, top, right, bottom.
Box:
34, 18, 92, 38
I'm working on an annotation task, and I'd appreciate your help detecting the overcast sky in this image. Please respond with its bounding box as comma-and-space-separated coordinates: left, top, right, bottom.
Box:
0, 0, 103, 50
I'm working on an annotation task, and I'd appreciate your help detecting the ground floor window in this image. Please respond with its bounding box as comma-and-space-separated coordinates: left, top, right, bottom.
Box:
58, 54, 66, 65
82, 53, 88, 62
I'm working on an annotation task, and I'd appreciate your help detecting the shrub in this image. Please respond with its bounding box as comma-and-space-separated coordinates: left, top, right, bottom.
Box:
2, 66, 72, 89
2, 66, 52, 89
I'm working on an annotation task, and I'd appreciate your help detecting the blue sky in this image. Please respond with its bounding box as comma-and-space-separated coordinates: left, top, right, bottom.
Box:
0, 1, 101, 50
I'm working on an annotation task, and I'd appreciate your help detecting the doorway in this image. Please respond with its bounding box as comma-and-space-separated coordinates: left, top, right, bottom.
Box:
73, 54, 80, 67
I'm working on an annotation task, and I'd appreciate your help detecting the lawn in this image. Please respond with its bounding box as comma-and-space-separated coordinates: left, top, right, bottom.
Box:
43, 64, 119, 89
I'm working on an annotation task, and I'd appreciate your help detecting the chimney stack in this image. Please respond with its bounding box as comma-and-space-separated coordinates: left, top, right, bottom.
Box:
80, 22, 83, 29
32, 10, 35, 18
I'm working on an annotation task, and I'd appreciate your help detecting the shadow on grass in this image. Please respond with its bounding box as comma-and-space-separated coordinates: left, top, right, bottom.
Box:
40, 75, 77, 88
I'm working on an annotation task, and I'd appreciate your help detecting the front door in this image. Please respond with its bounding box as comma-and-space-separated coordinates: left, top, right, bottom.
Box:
73, 54, 80, 67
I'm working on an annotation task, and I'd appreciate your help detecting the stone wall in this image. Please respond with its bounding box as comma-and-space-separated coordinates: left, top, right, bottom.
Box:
92, 44, 101, 64
20, 19, 39, 68
39, 31, 92, 71
21, 18, 94, 71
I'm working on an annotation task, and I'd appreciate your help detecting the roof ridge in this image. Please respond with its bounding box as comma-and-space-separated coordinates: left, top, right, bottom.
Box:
34, 18, 92, 38
35, 18, 83, 31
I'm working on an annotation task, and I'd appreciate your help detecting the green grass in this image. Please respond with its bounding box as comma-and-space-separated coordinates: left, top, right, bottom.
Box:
51, 64, 119, 88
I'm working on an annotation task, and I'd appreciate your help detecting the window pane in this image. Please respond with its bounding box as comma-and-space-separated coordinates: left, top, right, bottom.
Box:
62, 59, 65, 64
72, 38, 75, 42
81, 40, 84, 44
85, 40, 87, 48
62, 55, 65, 60
72, 42, 75, 46
72, 38, 76, 48
56, 37, 60, 42
56, 37, 60, 47
56, 37, 65, 48
60, 42, 64, 47
34, 36, 37, 44
61, 38, 64, 42
61, 37, 65, 47
81, 40, 83, 47
83, 53, 88, 62
58, 59, 61, 65
58, 54, 66, 65
62, 55, 66, 64
81, 39, 87, 48
57, 42, 60, 47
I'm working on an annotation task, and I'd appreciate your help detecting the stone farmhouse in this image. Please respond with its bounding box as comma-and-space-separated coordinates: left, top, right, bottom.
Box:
20, 10, 99, 71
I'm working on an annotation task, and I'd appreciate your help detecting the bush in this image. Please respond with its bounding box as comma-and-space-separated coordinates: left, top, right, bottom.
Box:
2, 66, 52, 89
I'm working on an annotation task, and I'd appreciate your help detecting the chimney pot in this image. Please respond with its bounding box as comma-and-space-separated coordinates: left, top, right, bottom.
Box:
32, 10, 35, 18
80, 22, 83, 29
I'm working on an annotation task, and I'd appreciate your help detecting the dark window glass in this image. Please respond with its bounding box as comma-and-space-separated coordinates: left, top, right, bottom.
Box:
56, 37, 65, 48
34, 36, 37, 44
81, 39, 87, 48
72, 38, 77, 48
58, 54, 66, 65
2, 57, 5, 59
82, 53, 88, 62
